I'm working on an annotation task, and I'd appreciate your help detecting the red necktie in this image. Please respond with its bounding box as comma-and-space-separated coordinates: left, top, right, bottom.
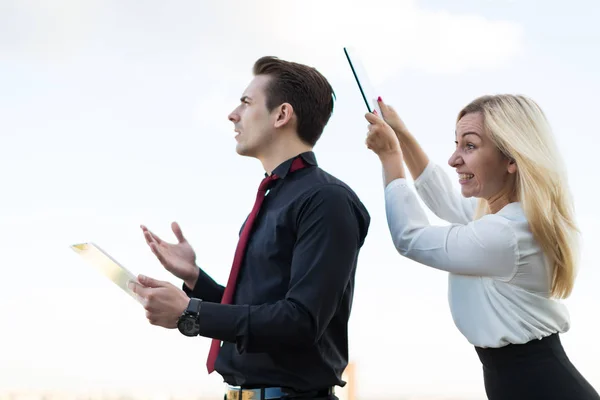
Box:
206, 157, 308, 373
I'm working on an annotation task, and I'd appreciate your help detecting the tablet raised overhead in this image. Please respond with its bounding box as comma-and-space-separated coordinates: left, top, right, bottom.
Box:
71, 242, 142, 304
343, 46, 382, 116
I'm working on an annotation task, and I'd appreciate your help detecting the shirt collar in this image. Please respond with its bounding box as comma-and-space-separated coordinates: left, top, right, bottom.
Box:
267, 151, 317, 179
497, 202, 524, 217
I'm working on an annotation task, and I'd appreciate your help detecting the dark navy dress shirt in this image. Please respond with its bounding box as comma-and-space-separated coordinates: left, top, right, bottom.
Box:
184, 151, 370, 392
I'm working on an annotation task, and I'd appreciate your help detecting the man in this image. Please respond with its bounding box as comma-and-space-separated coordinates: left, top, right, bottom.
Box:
130, 56, 370, 400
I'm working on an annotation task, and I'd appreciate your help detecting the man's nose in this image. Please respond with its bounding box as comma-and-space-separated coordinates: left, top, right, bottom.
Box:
228, 112, 239, 123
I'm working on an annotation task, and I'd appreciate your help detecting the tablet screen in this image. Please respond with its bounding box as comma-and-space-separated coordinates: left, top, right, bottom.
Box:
71, 242, 142, 303
343, 47, 382, 116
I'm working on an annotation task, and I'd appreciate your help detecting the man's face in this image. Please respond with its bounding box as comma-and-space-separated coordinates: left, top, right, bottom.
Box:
228, 75, 276, 158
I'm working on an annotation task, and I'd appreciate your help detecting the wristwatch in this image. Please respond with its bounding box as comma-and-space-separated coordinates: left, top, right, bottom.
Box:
177, 298, 202, 337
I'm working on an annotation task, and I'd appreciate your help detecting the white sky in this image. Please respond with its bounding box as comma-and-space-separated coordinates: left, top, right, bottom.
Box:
1, 0, 598, 398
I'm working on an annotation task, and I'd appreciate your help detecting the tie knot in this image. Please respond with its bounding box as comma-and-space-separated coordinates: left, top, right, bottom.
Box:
258, 174, 279, 192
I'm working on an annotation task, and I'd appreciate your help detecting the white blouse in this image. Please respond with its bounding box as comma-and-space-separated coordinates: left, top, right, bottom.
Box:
384, 162, 570, 348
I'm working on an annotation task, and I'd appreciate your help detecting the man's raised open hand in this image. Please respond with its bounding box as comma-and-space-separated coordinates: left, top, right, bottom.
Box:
141, 222, 199, 289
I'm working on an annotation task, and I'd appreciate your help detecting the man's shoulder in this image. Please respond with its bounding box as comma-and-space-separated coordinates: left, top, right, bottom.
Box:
302, 166, 363, 201
294, 167, 370, 225
285, 166, 370, 241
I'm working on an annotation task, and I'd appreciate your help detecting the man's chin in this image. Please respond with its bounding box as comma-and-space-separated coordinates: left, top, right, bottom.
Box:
235, 144, 254, 157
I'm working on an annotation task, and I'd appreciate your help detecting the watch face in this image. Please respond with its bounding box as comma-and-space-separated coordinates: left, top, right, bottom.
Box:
178, 315, 199, 337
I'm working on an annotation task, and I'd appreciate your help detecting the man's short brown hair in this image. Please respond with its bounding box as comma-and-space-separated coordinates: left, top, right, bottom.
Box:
253, 56, 335, 146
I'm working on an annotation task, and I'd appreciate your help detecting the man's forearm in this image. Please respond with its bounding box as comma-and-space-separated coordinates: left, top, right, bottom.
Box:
197, 300, 316, 353
182, 265, 225, 303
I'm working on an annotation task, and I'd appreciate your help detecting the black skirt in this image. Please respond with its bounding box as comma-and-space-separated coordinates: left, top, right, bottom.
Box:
475, 333, 599, 400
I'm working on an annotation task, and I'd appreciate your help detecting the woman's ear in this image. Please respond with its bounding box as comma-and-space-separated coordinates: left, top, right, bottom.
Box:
507, 158, 517, 174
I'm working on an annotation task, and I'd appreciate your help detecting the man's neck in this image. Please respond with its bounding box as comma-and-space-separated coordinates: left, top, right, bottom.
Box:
259, 140, 313, 175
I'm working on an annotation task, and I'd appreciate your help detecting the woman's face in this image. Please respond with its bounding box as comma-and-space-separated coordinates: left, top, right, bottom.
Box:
447, 112, 517, 200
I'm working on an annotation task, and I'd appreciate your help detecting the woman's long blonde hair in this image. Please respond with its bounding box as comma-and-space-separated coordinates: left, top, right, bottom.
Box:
458, 94, 579, 299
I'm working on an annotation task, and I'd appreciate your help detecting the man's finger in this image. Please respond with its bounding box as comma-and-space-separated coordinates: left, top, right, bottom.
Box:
149, 230, 163, 245
149, 242, 170, 268
138, 274, 167, 288
141, 225, 163, 245
143, 230, 155, 246
129, 280, 150, 298
141, 225, 150, 244
172, 221, 186, 243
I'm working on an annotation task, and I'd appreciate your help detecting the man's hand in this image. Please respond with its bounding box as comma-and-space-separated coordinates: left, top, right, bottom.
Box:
141, 222, 199, 289
129, 275, 190, 329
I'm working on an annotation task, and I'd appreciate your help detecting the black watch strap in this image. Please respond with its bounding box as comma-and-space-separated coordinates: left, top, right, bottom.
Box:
186, 298, 202, 315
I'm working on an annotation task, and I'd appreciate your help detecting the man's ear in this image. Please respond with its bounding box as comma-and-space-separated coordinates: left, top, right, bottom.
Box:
273, 103, 294, 129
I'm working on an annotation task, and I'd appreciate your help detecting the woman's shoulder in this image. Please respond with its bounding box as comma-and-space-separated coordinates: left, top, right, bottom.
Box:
484, 202, 532, 241
477, 202, 527, 226
467, 203, 531, 258
477, 202, 549, 284
470, 202, 523, 224
496, 202, 526, 220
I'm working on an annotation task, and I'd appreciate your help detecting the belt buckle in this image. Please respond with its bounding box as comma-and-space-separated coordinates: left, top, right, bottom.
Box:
226, 386, 259, 400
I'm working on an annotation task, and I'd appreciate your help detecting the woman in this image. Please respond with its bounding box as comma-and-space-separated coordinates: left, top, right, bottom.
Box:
364, 94, 599, 400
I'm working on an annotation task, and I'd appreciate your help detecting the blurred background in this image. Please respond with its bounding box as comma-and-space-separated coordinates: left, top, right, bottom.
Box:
0, 0, 598, 399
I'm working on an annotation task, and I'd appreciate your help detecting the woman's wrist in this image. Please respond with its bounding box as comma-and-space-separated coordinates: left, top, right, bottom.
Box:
395, 128, 412, 143
379, 150, 406, 185
378, 149, 403, 164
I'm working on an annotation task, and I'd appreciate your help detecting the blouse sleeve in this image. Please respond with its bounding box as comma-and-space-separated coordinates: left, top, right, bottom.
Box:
414, 162, 477, 224
384, 178, 517, 279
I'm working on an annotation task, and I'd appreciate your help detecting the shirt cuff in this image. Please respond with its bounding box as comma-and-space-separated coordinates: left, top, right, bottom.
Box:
181, 267, 224, 303
384, 177, 409, 193
197, 302, 249, 350
182, 281, 195, 297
